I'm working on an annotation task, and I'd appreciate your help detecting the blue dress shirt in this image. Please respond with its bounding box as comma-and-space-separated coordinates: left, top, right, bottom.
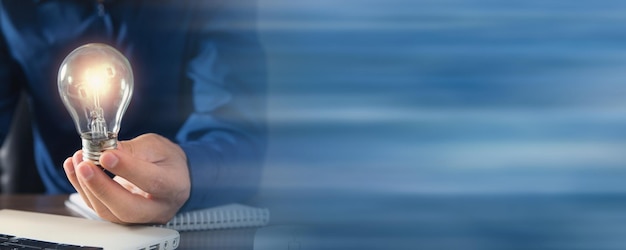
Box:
0, 0, 266, 211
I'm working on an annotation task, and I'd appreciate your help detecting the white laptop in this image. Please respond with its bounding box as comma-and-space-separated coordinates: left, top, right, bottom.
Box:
0, 209, 180, 249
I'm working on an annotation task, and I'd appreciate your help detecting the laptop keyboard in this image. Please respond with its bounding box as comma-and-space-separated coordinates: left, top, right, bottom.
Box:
0, 234, 103, 249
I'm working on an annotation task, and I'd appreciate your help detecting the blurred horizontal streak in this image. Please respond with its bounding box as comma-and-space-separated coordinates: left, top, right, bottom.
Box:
417, 141, 626, 169
268, 106, 626, 124
257, 0, 626, 31
257, 20, 487, 31
259, 162, 626, 194
256, 14, 626, 33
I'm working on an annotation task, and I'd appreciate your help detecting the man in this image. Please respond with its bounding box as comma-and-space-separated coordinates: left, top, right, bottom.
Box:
0, 0, 266, 224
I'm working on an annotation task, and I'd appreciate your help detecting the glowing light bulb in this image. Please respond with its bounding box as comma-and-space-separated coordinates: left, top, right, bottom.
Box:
58, 43, 133, 165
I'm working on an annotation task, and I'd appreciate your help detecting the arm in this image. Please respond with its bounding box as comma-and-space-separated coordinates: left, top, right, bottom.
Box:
176, 0, 267, 211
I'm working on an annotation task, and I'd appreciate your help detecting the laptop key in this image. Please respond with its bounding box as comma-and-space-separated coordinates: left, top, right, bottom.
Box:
0, 234, 13, 243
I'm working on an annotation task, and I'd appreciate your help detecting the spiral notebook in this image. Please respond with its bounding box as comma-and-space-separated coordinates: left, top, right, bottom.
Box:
65, 193, 270, 231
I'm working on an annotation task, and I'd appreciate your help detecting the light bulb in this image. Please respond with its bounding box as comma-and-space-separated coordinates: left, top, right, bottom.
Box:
58, 43, 133, 165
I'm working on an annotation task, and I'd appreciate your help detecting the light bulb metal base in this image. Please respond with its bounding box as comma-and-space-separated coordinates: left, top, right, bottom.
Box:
81, 132, 117, 166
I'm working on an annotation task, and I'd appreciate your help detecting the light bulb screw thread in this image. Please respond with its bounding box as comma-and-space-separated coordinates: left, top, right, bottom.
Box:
81, 133, 117, 165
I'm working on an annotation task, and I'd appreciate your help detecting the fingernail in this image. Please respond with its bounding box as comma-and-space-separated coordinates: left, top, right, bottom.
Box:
101, 153, 119, 169
78, 164, 94, 180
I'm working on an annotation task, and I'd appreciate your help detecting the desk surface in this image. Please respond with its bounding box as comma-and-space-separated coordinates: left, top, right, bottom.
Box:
0, 194, 77, 216
8, 193, 626, 250
0, 194, 262, 250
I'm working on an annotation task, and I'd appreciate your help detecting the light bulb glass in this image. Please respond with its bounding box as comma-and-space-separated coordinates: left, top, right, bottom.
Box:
58, 43, 133, 165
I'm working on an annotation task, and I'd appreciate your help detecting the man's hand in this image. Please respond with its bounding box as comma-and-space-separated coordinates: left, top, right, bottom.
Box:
63, 133, 190, 224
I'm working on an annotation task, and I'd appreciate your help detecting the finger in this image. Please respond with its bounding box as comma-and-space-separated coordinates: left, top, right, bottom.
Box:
63, 156, 90, 208
65, 151, 95, 210
72, 150, 83, 169
117, 134, 186, 165
75, 160, 124, 223
76, 160, 164, 223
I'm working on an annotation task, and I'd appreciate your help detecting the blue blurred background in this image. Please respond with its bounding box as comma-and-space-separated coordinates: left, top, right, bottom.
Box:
254, 0, 626, 249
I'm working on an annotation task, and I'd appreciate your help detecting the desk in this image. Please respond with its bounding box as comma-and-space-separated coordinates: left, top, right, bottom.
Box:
12, 192, 626, 249
0, 195, 259, 250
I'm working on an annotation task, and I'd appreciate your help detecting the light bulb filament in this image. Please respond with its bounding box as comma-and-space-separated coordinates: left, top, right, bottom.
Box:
88, 107, 108, 139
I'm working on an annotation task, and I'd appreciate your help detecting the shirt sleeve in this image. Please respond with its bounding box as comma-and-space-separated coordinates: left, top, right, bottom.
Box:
175, 0, 267, 211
